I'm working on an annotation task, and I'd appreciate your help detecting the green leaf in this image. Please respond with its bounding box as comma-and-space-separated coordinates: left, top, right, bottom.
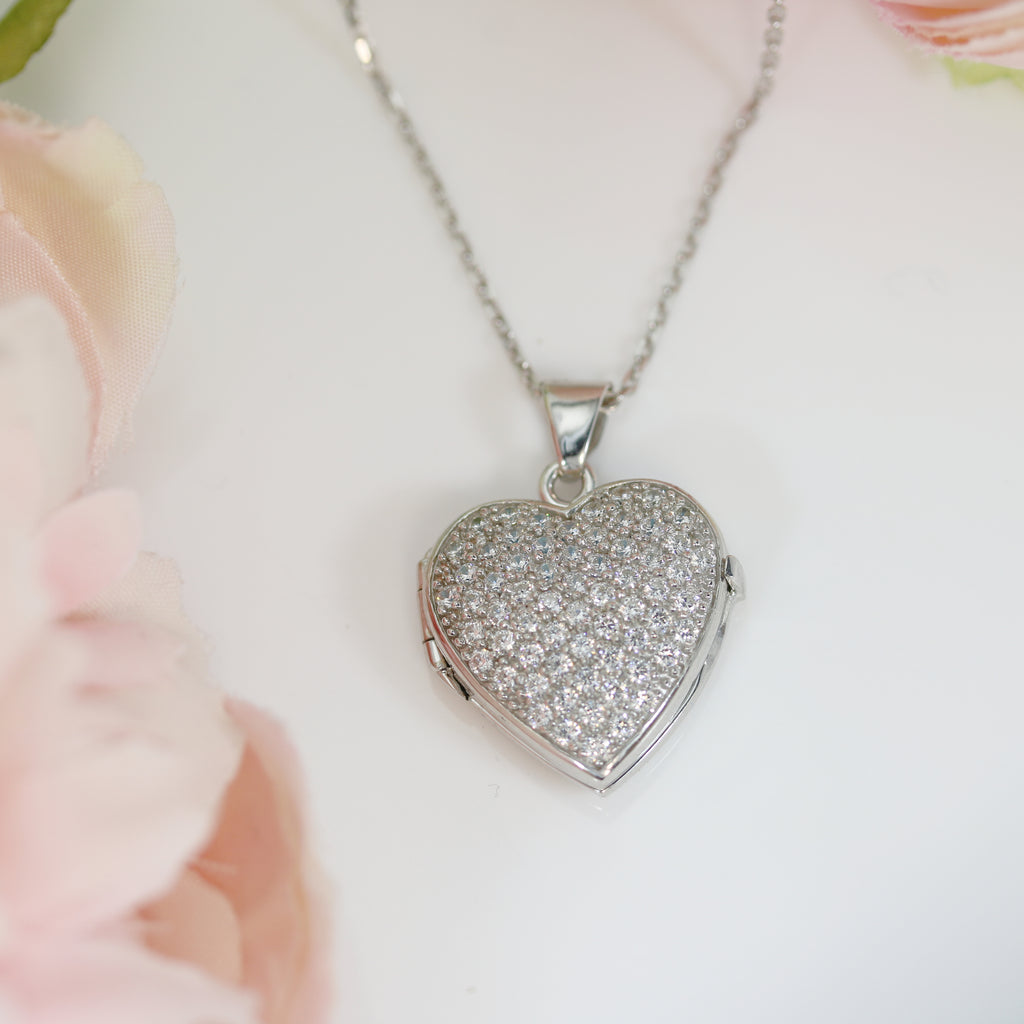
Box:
0, 0, 74, 84
942, 57, 1024, 91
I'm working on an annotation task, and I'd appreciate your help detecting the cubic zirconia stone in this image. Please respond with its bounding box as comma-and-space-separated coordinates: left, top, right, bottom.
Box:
462, 620, 484, 645
543, 621, 568, 648
615, 565, 642, 589
485, 601, 509, 623
492, 629, 514, 652
666, 559, 690, 584
546, 651, 573, 678
564, 571, 588, 594
524, 703, 552, 728
511, 607, 540, 633
509, 551, 529, 573
468, 650, 493, 675
610, 536, 633, 558
519, 643, 544, 669
520, 672, 549, 700
564, 600, 589, 625
568, 634, 595, 660
536, 562, 556, 587
488, 664, 517, 695
648, 608, 672, 634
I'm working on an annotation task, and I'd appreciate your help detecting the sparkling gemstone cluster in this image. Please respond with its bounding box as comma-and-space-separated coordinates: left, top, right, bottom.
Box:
428, 481, 720, 773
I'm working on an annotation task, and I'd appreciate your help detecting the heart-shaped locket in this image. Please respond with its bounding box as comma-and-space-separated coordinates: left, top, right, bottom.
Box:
419, 479, 743, 791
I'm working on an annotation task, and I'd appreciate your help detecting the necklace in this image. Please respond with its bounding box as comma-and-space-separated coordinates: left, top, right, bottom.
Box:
346, 0, 785, 791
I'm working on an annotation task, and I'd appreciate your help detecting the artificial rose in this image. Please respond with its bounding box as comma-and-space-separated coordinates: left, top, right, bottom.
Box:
872, 0, 1024, 69
0, 300, 328, 1024
0, 101, 178, 470
0, 102, 330, 1024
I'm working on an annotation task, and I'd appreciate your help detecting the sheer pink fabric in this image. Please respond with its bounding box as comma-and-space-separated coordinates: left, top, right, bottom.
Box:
0, 103, 178, 470
0, 102, 330, 1024
873, 0, 1024, 68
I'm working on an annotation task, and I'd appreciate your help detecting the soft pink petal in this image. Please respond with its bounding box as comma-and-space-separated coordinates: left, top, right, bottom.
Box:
82, 553, 199, 646
0, 430, 48, 682
176, 701, 332, 1024
0, 623, 243, 939
0, 937, 258, 1024
0, 428, 41, 530
0, 103, 178, 468
62, 619, 182, 692
0, 296, 91, 512
141, 867, 244, 987
872, 0, 1024, 67
35, 489, 141, 615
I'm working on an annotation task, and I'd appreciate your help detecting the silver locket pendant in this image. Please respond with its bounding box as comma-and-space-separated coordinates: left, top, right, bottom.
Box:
418, 385, 743, 791
346, 0, 785, 790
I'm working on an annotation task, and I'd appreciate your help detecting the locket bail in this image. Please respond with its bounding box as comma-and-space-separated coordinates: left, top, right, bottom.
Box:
539, 382, 610, 507
541, 381, 610, 475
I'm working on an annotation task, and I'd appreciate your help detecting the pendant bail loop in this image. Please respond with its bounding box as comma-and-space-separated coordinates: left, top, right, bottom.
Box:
541, 382, 611, 476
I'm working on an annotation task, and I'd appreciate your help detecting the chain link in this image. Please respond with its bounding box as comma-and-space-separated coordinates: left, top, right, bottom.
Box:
343, 0, 785, 407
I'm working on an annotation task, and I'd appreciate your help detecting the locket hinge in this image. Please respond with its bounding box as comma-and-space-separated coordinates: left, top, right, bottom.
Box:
418, 558, 470, 700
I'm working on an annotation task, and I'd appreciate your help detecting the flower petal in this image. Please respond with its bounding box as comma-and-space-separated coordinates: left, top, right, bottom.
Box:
873, 0, 1024, 68
141, 867, 244, 988
0, 622, 243, 939
0, 295, 91, 512
35, 489, 141, 615
184, 701, 332, 1024
0, 937, 258, 1024
0, 103, 178, 468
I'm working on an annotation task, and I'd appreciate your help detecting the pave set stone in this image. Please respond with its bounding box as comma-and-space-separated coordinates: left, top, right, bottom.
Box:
429, 481, 720, 773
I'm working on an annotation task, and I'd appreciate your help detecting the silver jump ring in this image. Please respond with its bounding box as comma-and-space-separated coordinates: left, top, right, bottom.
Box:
539, 462, 596, 508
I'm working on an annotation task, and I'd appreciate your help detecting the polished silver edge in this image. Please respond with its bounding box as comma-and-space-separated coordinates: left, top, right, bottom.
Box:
419, 479, 740, 793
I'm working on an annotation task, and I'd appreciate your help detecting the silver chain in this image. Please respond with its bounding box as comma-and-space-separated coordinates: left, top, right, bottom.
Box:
343, 0, 785, 408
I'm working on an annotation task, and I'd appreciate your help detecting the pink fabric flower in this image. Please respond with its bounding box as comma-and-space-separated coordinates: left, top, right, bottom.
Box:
872, 1, 1024, 69
0, 300, 254, 1021
0, 303, 331, 1024
0, 102, 331, 1024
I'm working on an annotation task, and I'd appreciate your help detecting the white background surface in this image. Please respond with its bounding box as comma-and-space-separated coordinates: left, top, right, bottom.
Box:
5, 1, 1024, 1021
